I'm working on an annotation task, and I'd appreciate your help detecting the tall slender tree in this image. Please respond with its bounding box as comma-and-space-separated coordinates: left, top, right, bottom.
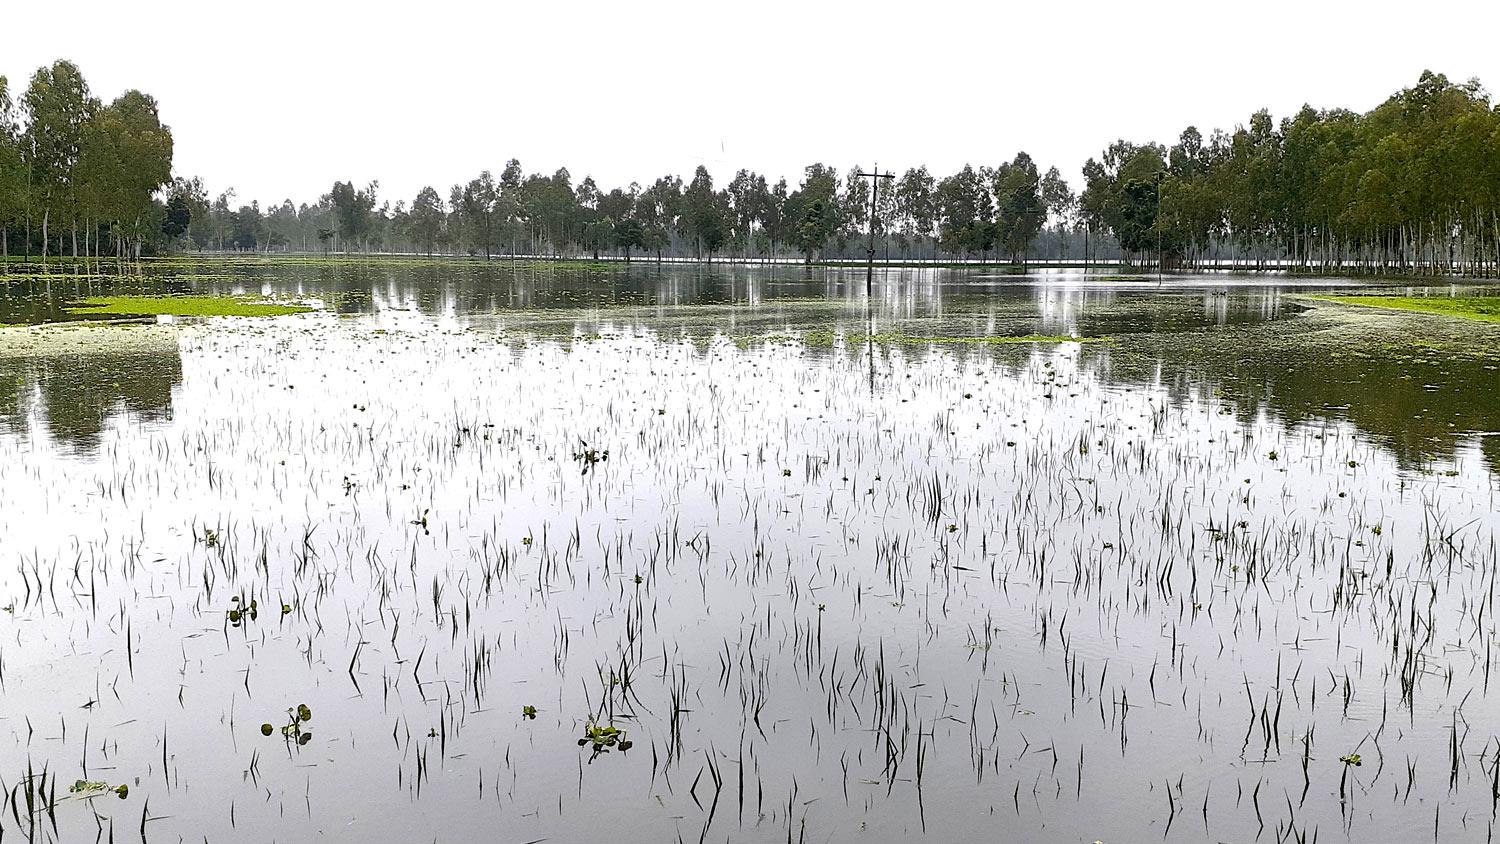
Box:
22, 60, 98, 259
0, 76, 24, 260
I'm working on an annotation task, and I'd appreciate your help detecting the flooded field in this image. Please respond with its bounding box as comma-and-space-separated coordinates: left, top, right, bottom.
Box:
2, 259, 1499, 843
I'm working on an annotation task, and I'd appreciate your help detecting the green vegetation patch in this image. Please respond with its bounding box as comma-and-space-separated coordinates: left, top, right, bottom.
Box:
65, 295, 314, 318
1304, 294, 1500, 323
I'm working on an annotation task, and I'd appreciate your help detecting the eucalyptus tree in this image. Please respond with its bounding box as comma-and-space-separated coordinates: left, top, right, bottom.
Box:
991, 152, 1044, 263
574, 176, 600, 212
207, 189, 235, 250
497, 159, 525, 254
1220, 111, 1279, 262
934, 164, 993, 259
636, 175, 682, 262
21, 60, 98, 258
263, 199, 300, 251
525, 168, 576, 256
786, 164, 840, 262
168, 177, 210, 249
77, 90, 173, 256
326, 180, 379, 252
0, 75, 23, 258
1151, 127, 1224, 265
839, 166, 871, 250
1118, 174, 1172, 261
228, 201, 265, 250
679, 165, 730, 261
574, 176, 614, 259
407, 186, 445, 254
595, 185, 634, 226
580, 217, 612, 260
1039, 166, 1075, 260
1078, 141, 1167, 263
759, 178, 789, 255
447, 182, 468, 248
451, 171, 501, 257
613, 217, 645, 260
726, 169, 770, 259
596, 185, 637, 259
297, 199, 336, 254
894, 166, 936, 258
161, 185, 192, 247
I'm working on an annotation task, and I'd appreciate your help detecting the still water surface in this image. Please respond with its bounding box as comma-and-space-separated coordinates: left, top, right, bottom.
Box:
0, 261, 1497, 842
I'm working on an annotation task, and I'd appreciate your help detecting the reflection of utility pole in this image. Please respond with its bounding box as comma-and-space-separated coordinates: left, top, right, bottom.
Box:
856, 166, 892, 396
857, 166, 894, 298
1156, 177, 1165, 285
1157, 220, 1163, 286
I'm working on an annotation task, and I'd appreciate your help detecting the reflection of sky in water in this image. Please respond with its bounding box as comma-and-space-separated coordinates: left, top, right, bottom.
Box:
1032, 283, 1116, 333
0, 265, 1496, 475
0, 313, 1495, 842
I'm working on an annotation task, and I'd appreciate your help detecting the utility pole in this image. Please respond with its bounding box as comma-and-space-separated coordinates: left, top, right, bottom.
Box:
856, 166, 894, 297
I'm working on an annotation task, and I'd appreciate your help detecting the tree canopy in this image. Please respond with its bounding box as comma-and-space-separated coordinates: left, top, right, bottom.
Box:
0, 60, 174, 258
1080, 71, 1500, 271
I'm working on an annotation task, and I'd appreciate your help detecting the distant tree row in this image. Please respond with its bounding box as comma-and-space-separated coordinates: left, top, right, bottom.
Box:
172, 158, 1089, 264
0, 60, 174, 259
1080, 71, 1500, 272
194, 71, 1500, 272
5, 62, 1499, 273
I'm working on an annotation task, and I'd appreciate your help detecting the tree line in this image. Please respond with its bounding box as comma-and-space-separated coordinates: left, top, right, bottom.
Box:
166, 158, 1080, 264
1082, 71, 1500, 273
0, 60, 174, 260
4, 61, 1500, 273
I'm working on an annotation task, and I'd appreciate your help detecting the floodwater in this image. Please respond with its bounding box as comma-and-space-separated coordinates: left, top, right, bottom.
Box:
1, 259, 1498, 843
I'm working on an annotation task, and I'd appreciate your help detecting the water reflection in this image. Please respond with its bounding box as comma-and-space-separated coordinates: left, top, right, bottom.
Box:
0, 261, 1494, 472
0, 347, 181, 452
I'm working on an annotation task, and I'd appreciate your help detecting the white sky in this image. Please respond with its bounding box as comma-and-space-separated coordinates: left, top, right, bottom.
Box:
7, 0, 1499, 208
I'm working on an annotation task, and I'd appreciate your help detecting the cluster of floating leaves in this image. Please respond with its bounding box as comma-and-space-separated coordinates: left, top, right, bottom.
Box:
261, 703, 314, 746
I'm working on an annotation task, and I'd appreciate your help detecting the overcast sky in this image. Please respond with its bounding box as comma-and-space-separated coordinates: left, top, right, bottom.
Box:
7, 0, 1499, 208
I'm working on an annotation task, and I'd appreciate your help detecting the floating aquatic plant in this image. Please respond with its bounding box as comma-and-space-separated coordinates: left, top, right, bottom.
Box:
68, 780, 128, 799
578, 722, 632, 756
261, 703, 314, 746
